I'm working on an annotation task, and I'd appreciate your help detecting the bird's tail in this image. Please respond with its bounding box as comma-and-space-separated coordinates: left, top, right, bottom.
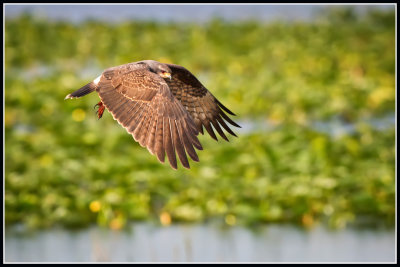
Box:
64, 81, 97, 100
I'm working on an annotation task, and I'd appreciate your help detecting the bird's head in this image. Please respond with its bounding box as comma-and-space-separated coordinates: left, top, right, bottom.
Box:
144, 60, 172, 80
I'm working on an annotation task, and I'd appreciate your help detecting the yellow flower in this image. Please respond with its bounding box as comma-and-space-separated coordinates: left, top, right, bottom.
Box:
89, 201, 101, 213
160, 211, 171, 226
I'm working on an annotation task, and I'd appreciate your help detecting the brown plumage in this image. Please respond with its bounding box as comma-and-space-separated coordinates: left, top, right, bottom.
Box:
65, 60, 240, 169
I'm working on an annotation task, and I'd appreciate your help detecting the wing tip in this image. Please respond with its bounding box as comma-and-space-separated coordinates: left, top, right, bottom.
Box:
216, 99, 236, 116
170, 162, 178, 170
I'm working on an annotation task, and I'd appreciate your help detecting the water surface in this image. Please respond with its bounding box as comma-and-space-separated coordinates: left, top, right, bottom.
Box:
5, 4, 394, 23
5, 223, 395, 263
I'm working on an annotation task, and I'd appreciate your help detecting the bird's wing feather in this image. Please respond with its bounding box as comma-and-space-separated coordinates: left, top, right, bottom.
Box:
97, 66, 202, 169
165, 64, 240, 141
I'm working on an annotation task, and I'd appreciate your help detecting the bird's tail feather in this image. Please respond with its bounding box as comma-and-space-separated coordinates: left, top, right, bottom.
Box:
65, 82, 97, 100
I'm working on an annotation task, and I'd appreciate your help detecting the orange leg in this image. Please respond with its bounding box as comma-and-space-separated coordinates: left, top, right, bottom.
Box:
94, 101, 105, 119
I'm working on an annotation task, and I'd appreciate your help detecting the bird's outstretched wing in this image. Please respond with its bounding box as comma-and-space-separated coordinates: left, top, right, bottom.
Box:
97, 66, 203, 169
165, 64, 241, 141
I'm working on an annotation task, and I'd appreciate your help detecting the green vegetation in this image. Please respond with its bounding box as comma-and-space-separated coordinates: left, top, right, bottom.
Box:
5, 8, 395, 230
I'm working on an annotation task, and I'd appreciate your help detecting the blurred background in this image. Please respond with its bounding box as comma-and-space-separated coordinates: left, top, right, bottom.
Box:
4, 4, 396, 263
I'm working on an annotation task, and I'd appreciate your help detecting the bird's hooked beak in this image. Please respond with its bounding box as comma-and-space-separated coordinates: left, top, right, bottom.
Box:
160, 72, 172, 80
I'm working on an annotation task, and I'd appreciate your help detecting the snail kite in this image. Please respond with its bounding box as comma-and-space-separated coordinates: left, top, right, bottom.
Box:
65, 60, 240, 169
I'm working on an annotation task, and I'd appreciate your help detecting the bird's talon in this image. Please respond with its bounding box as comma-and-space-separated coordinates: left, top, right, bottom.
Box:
94, 101, 105, 119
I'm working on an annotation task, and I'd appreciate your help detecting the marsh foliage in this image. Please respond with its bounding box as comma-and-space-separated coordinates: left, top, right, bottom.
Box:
5, 8, 395, 230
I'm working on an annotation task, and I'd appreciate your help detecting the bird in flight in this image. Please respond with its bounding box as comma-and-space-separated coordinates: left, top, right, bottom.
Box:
65, 60, 240, 169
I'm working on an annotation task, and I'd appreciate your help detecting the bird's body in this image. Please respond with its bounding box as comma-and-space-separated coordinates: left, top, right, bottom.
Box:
65, 60, 240, 169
